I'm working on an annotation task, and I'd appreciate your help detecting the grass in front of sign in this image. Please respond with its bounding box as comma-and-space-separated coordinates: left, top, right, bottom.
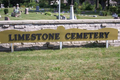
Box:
0, 46, 120, 80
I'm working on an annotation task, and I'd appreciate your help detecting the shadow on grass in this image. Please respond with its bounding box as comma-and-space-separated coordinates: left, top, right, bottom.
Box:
0, 42, 106, 52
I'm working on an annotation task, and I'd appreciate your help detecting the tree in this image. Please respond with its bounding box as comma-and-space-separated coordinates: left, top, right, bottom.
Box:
96, 0, 99, 9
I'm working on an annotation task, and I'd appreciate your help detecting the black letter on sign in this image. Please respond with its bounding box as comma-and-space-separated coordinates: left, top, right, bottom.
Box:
49, 33, 54, 40
77, 33, 82, 39
84, 33, 88, 39
18, 34, 25, 40
14, 34, 17, 41
94, 32, 98, 39
55, 33, 60, 40
9, 34, 14, 41
25, 34, 30, 40
42, 33, 48, 40
89, 33, 93, 39
99, 32, 104, 38
65, 33, 70, 39
104, 32, 110, 38
71, 33, 76, 39
36, 34, 42, 40
31, 34, 36, 40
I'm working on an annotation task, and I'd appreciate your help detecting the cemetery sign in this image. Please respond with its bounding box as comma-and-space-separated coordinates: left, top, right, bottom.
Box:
0, 26, 118, 43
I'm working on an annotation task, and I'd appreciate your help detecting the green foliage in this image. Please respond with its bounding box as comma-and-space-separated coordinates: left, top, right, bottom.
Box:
44, 12, 52, 16
96, 4, 102, 10
39, 2, 49, 8
100, 11, 108, 16
28, 2, 36, 8
81, 2, 95, 10
56, 14, 64, 16
74, 2, 78, 11
4, 8, 9, 14
118, 14, 120, 17
109, 6, 118, 13
117, 6, 120, 14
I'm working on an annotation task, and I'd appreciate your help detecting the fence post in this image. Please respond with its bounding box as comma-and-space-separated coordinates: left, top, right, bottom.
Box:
106, 40, 108, 48
11, 43, 14, 52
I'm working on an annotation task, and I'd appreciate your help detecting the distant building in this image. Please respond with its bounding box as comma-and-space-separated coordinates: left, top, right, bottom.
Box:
50, 0, 68, 5
106, 0, 117, 6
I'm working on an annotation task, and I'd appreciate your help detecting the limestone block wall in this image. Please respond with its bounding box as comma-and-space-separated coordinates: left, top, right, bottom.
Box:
0, 19, 120, 51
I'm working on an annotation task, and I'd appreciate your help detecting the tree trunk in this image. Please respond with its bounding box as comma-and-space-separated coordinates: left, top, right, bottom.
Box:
107, 0, 110, 10
96, 0, 99, 9
101, 0, 106, 10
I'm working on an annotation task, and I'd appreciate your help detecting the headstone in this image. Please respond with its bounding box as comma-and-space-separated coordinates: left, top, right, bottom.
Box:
74, 16, 77, 19
112, 13, 118, 17
56, 16, 62, 19
36, 6, 39, 12
1, 4, 4, 8
62, 16, 67, 20
25, 8, 29, 14
5, 17, 10, 20
112, 13, 119, 19
93, 15, 97, 17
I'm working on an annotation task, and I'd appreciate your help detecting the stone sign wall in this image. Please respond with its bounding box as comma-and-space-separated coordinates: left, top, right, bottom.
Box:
0, 19, 120, 51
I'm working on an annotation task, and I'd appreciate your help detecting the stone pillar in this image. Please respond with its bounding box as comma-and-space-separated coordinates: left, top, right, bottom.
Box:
70, 5, 74, 20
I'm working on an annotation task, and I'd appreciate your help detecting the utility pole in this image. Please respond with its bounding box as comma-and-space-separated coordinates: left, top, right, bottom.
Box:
58, 0, 62, 50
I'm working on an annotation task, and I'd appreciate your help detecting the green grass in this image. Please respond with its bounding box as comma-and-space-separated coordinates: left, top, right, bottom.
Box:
0, 8, 114, 20
0, 47, 120, 80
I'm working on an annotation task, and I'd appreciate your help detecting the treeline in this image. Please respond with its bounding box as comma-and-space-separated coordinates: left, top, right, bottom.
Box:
0, 0, 119, 10
0, 0, 84, 8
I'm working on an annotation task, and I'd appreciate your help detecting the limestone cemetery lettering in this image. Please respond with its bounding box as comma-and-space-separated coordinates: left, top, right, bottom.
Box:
0, 26, 118, 43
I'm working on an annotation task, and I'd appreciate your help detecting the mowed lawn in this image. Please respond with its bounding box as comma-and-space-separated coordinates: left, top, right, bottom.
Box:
0, 47, 120, 80
0, 8, 113, 20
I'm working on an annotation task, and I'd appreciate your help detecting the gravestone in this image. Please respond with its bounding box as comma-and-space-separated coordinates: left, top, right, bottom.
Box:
5, 17, 10, 20
36, 6, 39, 12
74, 16, 77, 19
112, 13, 118, 19
1, 4, 4, 8
62, 16, 66, 20
93, 15, 97, 17
25, 8, 29, 14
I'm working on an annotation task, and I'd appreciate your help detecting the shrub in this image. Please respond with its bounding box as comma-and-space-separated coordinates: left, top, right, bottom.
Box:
81, 2, 95, 10
57, 14, 63, 16
109, 6, 117, 13
96, 4, 102, 10
28, 2, 36, 8
117, 6, 120, 13
44, 12, 52, 16
118, 14, 120, 17
100, 11, 108, 16
4, 9, 9, 14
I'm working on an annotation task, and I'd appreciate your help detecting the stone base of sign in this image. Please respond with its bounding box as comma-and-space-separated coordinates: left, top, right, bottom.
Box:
0, 19, 120, 51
